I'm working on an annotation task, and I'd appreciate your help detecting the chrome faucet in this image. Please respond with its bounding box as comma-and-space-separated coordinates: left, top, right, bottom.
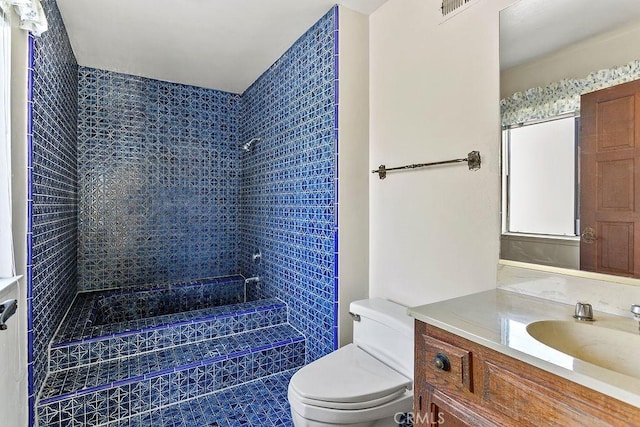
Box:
631, 304, 640, 332
244, 276, 260, 285
573, 302, 594, 321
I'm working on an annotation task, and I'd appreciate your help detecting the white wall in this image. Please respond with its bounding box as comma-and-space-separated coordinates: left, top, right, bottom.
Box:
3, 11, 29, 427
369, 0, 512, 306
0, 281, 25, 427
337, 6, 369, 346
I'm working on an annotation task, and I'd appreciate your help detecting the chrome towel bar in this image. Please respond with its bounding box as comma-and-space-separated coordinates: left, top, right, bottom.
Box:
371, 150, 481, 180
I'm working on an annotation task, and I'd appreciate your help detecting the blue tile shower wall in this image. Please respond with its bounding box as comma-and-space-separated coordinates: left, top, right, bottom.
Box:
29, 0, 78, 420
28, 5, 337, 425
77, 68, 241, 291
240, 8, 338, 363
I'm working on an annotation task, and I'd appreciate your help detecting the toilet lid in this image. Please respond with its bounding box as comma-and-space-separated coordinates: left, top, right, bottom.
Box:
289, 344, 412, 405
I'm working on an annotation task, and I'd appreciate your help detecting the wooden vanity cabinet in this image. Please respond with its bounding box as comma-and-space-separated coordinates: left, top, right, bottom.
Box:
414, 321, 639, 427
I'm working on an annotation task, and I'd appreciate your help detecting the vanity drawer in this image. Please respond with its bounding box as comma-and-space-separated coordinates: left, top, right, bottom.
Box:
418, 330, 473, 394
415, 322, 639, 427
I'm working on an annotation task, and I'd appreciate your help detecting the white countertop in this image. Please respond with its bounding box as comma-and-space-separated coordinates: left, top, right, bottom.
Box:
408, 289, 640, 408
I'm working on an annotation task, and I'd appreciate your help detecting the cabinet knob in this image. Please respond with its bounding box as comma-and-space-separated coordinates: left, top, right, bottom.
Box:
433, 353, 451, 371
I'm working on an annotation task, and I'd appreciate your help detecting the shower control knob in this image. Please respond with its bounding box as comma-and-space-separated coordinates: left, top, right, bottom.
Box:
433, 353, 450, 371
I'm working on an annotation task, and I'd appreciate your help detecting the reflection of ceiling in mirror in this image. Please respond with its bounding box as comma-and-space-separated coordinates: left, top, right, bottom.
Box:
500, 0, 640, 70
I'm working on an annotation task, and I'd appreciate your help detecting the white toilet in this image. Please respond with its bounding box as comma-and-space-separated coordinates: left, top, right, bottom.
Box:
288, 298, 414, 427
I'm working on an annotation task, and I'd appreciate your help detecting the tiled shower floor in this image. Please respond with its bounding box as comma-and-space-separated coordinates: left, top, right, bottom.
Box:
105, 370, 295, 427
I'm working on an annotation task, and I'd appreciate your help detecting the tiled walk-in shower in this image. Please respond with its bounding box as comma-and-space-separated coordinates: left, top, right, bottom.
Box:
30, 1, 339, 425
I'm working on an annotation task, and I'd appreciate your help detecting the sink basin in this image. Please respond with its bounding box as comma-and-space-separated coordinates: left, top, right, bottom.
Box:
526, 320, 640, 379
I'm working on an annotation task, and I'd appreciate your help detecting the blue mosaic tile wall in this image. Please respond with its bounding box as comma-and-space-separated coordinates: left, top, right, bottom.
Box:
30, 6, 338, 425
28, 0, 79, 421
240, 7, 339, 363
77, 68, 241, 291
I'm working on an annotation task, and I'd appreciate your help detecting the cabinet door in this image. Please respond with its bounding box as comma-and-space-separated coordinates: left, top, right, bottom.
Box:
426, 390, 499, 427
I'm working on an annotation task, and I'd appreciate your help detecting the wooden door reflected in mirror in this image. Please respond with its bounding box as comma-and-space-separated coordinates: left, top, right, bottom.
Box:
580, 79, 640, 278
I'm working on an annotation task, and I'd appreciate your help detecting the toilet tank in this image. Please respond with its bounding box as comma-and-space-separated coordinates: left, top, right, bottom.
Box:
350, 298, 414, 380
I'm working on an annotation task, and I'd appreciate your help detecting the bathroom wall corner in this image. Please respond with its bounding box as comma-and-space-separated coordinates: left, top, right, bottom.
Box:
336, 5, 370, 347
240, 8, 338, 363
29, 0, 79, 418
7, 10, 29, 427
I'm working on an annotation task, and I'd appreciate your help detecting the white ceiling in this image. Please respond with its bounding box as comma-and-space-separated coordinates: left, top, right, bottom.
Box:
500, 0, 640, 70
57, 0, 389, 94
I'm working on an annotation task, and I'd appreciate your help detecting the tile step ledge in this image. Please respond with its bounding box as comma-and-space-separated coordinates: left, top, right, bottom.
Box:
38, 323, 304, 404
48, 298, 288, 370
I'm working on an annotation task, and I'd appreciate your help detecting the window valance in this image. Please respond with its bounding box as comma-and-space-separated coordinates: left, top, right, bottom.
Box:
501, 60, 640, 127
0, 0, 47, 36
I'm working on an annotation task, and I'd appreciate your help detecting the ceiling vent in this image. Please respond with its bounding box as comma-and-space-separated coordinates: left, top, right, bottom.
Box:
441, 0, 474, 20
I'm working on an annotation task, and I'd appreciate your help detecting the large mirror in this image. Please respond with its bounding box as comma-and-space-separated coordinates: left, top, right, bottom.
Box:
499, 0, 640, 278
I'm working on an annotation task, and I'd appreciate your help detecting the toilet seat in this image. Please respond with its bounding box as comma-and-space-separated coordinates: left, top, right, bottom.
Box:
291, 387, 408, 411
288, 343, 412, 411
288, 385, 413, 426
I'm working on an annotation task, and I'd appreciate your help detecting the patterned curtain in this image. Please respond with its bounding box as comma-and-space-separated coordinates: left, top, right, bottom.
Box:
1, 0, 47, 36
501, 60, 640, 127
